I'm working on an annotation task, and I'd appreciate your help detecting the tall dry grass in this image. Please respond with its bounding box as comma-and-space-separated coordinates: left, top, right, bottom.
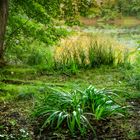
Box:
54, 33, 130, 70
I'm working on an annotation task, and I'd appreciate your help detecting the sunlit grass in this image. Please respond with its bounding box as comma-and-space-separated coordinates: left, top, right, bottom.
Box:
54, 33, 131, 70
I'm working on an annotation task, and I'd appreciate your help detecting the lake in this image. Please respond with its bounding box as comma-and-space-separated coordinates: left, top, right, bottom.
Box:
81, 18, 140, 48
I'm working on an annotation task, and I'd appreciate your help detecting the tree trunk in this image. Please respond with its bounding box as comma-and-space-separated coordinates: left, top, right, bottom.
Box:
0, 0, 8, 66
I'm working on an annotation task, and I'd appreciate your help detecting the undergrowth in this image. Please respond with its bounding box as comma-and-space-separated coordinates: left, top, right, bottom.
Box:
126, 48, 140, 90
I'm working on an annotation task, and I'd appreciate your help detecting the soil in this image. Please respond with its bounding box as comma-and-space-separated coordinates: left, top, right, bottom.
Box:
0, 98, 140, 140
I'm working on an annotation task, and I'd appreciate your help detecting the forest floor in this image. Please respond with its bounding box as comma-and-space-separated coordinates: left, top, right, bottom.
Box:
0, 16, 140, 139
0, 66, 140, 139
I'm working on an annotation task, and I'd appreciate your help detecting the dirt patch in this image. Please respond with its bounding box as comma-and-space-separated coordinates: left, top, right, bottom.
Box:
0, 95, 140, 139
80, 17, 97, 26
32, 117, 127, 140
127, 99, 140, 138
0, 102, 34, 140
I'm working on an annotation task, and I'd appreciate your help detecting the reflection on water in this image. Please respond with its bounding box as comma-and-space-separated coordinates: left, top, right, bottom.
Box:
83, 24, 140, 48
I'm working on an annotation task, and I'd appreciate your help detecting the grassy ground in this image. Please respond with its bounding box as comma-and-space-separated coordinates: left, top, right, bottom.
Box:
0, 20, 140, 139
0, 65, 140, 139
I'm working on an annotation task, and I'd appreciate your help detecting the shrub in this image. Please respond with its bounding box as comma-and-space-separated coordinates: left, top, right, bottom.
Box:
33, 88, 93, 135
81, 86, 126, 120
6, 39, 55, 67
27, 47, 47, 66
33, 86, 127, 136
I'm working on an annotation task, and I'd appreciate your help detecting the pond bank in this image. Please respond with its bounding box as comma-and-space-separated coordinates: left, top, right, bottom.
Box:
80, 17, 140, 27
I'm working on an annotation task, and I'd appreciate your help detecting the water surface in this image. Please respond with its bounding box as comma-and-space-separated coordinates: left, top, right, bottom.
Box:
82, 23, 140, 48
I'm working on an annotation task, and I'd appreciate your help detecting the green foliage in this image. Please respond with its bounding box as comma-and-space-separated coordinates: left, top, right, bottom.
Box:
116, 0, 140, 17
5, 30, 68, 66
101, 9, 119, 21
6, 0, 71, 64
82, 0, 140, 20
40, 0, 61, 18
87, 7, 101, 18
88, 39, 115, 67
7, 14, 68, 45
5, 40, 44, 65
17, 86, 36, 100
27, 48, 47, 66
81, 86, 126, 120
79, 0, 89, 16
17, 92, 34, 100
128, 49, 140, 90
33, 86, 127, 135
33, 88, 93, 135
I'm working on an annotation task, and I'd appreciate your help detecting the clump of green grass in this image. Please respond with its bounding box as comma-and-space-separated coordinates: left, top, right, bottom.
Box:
88, 39, 115, 67
33, 88, 92, 135
81, 86, 126, 120
32, 85, 127, 136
